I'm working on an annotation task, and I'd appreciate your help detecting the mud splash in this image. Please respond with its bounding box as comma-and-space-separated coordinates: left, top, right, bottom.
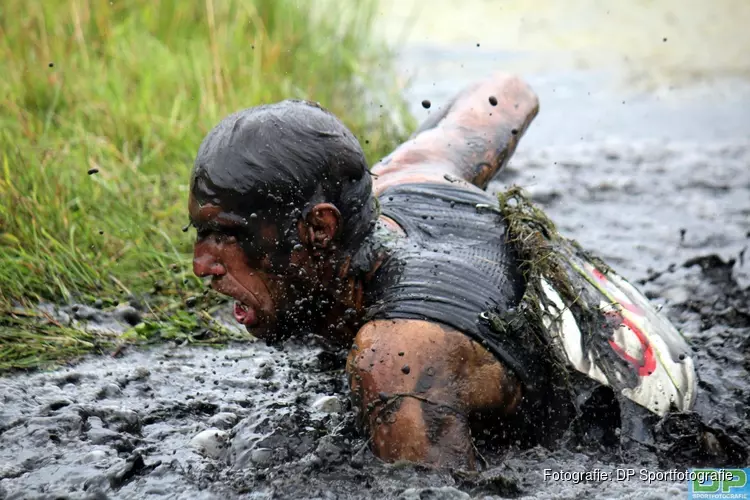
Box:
1, 139, 748, 499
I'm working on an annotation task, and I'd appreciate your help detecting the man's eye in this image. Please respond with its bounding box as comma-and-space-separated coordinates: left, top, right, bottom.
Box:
216, 232, 238, 243
195, 228, 240, 244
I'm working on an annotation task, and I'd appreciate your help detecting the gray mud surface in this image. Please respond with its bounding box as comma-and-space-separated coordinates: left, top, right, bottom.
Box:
2, 137, 749, 499
6, 2, 750, 497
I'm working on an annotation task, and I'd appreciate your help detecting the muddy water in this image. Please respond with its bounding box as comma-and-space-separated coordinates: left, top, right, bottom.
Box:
3, 4, 750, 500
2, 141, 748, 500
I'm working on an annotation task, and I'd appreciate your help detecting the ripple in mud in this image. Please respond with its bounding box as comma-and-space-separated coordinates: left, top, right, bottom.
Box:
1, 141, 749, 499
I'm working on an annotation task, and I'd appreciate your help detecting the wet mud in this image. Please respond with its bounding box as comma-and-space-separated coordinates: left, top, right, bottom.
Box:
2, 138, 749, 499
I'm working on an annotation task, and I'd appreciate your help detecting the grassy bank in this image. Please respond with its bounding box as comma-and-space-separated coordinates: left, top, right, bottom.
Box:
0, 0, 413, 370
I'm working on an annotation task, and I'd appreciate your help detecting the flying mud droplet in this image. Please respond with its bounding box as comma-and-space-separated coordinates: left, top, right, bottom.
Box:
663, 37, 668, 42
98, 230, 104, 235
401, 365, 410, 374
476, 43, 480, 47
48, 62, 54, 68
88, 168, 99, 175
182, 224, 190, 233
489, 96, 498, 106
511, 129, 518, 135
421, 99, 431, 109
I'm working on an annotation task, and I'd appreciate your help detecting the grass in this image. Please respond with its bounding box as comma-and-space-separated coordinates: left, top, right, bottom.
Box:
0, 0, 414, 371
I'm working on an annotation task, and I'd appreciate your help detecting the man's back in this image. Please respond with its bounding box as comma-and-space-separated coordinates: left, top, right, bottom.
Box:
366, 182, 530, 381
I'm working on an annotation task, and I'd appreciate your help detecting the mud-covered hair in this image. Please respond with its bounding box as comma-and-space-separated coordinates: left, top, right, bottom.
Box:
190, 100, 377, 251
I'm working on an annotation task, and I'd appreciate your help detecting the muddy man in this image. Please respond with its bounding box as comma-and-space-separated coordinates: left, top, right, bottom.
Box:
189, 73, 542, 470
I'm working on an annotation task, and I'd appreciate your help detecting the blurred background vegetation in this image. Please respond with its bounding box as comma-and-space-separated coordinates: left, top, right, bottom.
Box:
6, 0, 746, 370
0, 0, 413, 369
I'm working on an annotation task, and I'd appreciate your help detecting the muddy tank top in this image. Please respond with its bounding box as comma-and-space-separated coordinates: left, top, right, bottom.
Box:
364, 182, 541, 384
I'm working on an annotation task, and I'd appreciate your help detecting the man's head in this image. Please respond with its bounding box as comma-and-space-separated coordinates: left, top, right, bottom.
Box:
189, 100, 377, 339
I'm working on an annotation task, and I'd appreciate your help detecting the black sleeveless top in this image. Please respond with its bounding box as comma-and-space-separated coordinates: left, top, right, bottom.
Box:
364, 182, 539, 385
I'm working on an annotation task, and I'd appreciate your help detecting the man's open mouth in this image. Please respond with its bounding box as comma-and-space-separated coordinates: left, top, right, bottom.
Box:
233, 301, 259, 326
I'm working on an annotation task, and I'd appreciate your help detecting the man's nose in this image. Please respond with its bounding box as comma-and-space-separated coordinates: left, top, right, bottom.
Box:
193, 245, 227, 277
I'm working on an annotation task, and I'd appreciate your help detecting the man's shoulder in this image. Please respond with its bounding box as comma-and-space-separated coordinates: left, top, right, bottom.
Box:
357, 317, 459, 338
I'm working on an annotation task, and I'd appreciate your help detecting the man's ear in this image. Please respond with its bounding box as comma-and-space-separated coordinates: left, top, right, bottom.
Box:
297, 203, 341, 250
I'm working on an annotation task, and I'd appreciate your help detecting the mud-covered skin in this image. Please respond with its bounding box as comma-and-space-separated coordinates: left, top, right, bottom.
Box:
372, 73, 538, 194
347, 320, 522, 470
188, 99, 380, 346
187, 73, 540, 469
190, 196, 368, 345
2, 140, 749, 498
340, 74, 540, 468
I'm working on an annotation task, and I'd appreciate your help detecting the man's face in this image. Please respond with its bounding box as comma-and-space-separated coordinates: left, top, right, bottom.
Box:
189, 195, 307, 337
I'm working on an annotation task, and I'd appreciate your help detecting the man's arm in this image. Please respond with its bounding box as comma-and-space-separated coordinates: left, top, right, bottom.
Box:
346, 319, 522, 469
371, 73, 539, 196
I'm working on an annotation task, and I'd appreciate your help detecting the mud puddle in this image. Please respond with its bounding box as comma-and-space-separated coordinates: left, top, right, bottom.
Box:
7, 1, 750, 496
1, 138, 749, 499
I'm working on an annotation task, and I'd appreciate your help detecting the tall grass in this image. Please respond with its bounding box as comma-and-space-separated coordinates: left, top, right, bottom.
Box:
0, 0, 412, 308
